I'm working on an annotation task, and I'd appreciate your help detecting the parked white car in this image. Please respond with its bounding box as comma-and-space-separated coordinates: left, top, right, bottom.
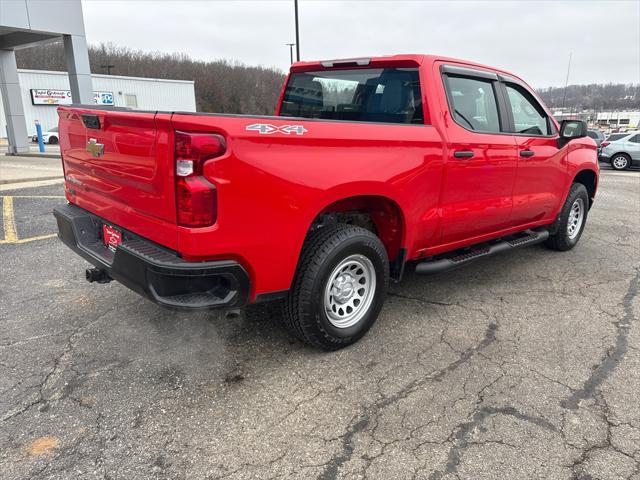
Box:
31, 127, 59, 144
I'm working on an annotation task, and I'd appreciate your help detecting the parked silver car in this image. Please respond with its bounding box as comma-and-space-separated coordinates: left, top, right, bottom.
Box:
599, 132, 640, 170
587, 129, 605, 147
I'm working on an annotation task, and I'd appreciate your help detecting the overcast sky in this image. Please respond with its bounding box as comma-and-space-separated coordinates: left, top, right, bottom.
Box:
81, 0, 640, 88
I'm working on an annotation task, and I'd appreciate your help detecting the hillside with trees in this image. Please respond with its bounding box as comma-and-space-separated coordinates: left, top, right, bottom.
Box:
16, 42, 285, 115
16, 42, 638, 113
537, 84, 639, 110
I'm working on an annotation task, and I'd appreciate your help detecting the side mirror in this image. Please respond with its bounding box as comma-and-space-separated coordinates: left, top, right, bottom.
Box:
558, 119, 587, 148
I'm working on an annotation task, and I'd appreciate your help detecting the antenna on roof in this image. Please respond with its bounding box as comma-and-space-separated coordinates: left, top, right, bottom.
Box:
561, 51, 572, 110
294, 0, 300, 61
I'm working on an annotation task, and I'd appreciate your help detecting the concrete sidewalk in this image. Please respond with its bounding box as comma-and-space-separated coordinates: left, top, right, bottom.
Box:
0, 144, 61, 159
0, 155, 63, 186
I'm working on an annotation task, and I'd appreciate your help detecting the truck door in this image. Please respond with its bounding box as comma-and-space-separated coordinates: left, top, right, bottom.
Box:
500, 81, 566, 225
438, 65, 518, 245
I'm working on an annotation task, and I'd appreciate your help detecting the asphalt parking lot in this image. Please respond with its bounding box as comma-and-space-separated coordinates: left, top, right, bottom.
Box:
1, 166, 639, 480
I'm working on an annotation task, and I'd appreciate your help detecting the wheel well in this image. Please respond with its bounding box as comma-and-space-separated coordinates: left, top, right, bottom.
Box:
573, 169, 597, 206
309, 195, 405, 263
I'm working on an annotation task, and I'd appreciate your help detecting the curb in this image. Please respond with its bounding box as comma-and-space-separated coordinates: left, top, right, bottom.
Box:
2, 153, 61, 159
0, 175, 64, 185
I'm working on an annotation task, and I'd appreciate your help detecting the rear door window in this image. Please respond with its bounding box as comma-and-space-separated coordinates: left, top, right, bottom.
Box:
279, 68, 423, 124
443, 76, 501, 133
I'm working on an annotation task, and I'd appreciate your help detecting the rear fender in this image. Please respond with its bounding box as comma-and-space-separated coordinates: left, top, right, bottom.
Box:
302, 183, 409, 260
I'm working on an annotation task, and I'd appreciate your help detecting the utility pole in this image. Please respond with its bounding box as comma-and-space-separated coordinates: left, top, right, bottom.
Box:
101, 64, 115, 75
294, 0, 300, 61
286, 43, 296, 65
561, 51, 572, 110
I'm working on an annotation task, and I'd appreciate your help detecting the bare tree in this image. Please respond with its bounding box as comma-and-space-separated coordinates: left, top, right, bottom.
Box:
16, 42, 638, 113
16, 42, 285, 115
537, 83, 639, 110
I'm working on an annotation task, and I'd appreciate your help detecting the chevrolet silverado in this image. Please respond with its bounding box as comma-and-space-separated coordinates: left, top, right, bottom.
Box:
54, 54, 599, 350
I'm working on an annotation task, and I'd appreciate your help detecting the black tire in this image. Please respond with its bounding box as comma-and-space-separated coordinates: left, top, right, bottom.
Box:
610, 153, 630, 170
283, 224, 389, 350
545, 183, 589, 251
48, 136, 58, 145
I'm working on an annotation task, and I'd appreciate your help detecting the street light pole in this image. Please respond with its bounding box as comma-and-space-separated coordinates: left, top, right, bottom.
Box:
285, 43, 296, 65
294, 0, 300, 61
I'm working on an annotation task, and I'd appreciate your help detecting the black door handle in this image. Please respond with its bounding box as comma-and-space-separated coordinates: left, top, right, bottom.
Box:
519, 150, 535, 158
453, 150, 474, 159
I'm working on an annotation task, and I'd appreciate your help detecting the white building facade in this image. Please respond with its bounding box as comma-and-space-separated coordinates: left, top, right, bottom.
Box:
0, 69, 197, 136
595, 111, 640, 129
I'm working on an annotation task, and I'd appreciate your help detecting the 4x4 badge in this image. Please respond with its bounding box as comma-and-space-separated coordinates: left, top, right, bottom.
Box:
246, 124, 307, 135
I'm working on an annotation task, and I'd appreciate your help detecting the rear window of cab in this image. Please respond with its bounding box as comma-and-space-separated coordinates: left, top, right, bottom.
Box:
279, 68, 424, 125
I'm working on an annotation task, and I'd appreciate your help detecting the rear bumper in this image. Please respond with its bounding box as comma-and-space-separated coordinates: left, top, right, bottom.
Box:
53, 203, 250, 310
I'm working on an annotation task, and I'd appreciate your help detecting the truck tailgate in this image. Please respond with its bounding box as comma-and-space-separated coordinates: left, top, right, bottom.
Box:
58, 107, 178, 250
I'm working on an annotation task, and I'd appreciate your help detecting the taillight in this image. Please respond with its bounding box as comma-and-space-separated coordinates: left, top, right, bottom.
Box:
601, 141, 609, 148
174, 131, 226, 227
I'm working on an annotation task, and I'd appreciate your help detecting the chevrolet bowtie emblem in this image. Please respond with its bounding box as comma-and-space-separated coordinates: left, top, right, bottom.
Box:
86, 138, 104, 158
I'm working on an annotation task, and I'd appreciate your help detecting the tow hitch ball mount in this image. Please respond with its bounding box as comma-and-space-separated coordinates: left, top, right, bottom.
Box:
85, 267, 112, 284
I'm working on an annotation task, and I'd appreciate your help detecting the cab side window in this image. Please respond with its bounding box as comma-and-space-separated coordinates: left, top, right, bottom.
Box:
505, 84, 551, 136
445, 76, 501, 133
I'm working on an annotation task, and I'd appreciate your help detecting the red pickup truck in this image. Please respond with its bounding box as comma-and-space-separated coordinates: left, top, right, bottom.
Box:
54, 54, 599, 350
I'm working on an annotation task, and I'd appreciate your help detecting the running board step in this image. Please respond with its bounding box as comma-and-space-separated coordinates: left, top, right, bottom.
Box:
415, 228, 549, 275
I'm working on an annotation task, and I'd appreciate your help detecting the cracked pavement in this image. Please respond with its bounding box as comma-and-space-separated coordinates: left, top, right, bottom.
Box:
1, 166, 639, 479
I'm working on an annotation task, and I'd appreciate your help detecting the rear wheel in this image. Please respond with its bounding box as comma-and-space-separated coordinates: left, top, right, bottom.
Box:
545, 183, 589, 251
610, 153, 630, 170
283, 224, 389, 350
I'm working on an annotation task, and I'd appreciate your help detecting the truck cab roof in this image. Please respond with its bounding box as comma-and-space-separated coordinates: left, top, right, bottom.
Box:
290, 54, 522, 81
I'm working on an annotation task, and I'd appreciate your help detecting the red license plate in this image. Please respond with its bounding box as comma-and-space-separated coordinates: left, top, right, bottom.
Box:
102, 224, 122, 252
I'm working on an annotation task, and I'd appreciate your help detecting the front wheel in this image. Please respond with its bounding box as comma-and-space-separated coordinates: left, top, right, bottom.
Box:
283, 224, 389, 350
610, 154, 630, 170
545, 183, 589, 251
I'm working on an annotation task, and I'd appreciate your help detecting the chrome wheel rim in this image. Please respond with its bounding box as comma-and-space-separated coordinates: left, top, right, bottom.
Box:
324, 254, 376, 329
567, 198, 585, 240
612, 156, 628, 169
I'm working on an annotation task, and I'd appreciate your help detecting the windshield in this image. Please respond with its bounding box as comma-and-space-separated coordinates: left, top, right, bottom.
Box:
279, 68, 423, 124
49, 127, 58, 133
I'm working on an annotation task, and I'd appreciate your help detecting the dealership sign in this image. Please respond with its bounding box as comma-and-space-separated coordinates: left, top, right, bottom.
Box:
30, 89, 115, 106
